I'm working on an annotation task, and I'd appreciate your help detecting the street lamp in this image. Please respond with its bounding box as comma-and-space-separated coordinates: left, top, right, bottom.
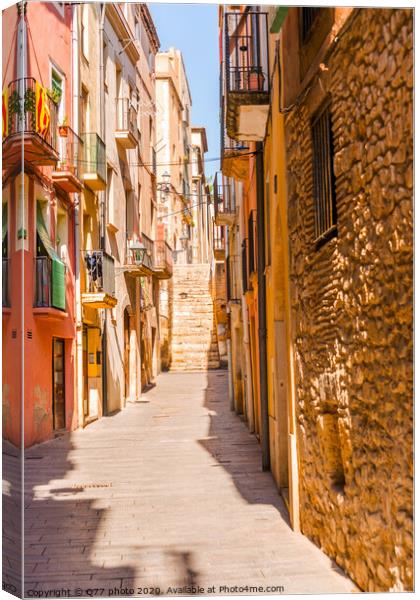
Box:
158, 171, 171, 203
130, 239, 147, 266
179, 231, 189, 249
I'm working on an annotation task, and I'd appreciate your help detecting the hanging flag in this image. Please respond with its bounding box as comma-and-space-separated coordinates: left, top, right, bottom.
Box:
2, 89, 8, 139
35, 81, 50, 137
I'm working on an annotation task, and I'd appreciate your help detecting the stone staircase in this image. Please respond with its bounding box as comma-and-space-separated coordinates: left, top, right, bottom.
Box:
170, 264, 220, 372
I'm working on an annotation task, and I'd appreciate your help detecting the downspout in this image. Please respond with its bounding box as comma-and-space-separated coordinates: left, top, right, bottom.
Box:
99, 3, 108, 414
226, 229, 234, 410
256, 141, 270, 472
72, 3, 84, 428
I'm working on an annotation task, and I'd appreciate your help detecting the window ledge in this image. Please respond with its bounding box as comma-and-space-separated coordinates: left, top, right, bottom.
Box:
33, 307, 68, 320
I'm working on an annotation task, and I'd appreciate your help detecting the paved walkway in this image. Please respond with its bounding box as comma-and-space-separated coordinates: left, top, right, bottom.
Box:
22, 372, 356, 596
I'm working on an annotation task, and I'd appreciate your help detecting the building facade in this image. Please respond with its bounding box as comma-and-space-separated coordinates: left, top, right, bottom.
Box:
2, 1, 173, 444
218, 4, 413, 592
3, 1, 77, 446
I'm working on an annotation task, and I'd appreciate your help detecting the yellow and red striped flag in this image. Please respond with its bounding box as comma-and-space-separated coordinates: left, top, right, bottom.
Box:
2, 89, 8, 139
35, 81, 50, 137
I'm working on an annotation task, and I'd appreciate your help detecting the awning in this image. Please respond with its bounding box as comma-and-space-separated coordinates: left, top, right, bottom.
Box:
36, 201, 66, 310
270, 8, 288, 34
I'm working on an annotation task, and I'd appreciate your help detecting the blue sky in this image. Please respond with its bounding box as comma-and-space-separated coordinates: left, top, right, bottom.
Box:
149, 2, 219, 180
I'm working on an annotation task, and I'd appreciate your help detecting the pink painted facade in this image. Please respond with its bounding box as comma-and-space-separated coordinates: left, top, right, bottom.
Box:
2, 2, 77, 447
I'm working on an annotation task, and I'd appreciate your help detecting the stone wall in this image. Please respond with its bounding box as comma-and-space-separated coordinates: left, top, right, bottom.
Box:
285, 8, 413, 592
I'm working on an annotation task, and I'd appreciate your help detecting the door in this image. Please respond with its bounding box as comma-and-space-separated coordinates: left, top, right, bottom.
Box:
52, 338, 66, 430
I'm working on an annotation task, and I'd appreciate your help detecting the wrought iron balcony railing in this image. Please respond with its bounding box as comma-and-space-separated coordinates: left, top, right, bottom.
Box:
3, 77, 59, 164
154, 240, 173, 279
2, 258, 10, 307
81, 132, 106, 189
115, 97, 138, 148
214, 171, 236, 225
82, 250, 115, 297
56, 125, 83, 178
224, 11, 269, 95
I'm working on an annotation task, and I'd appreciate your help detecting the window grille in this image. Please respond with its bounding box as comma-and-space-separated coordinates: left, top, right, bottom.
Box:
311, 103, 337, 245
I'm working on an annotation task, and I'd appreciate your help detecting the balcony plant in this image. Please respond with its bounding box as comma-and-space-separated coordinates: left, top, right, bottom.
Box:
248, 66, 264, 92
58, 116, 69, 137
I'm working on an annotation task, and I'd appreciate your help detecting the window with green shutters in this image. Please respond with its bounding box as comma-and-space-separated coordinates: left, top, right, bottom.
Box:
35, 201, 66, 311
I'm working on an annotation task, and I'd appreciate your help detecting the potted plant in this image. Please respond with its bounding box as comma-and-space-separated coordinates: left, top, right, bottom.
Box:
248, 66, 264, 92
58, 116, 69, 137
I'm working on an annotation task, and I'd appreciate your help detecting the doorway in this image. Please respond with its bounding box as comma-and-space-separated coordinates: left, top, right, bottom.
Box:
52, 338, 65, 430
124, 308, 130, 401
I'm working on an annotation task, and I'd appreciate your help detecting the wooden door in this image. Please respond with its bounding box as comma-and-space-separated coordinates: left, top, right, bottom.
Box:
52, 338, 65, 430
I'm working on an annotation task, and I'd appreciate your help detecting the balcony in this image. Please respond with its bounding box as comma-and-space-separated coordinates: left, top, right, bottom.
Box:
81, 250, 117, 309
154, 240, 173, 280
51, 126, 84, 193
224, 11, 270, 141
214, 172, 236, 227
213, 224, 225, 262
227, 254, 240, 302
2, 258, 10, 308
81, 133, 106, 191
123, 234, 154, 277
221, 123, 250, 181
115, 98, 138, 149
34, 255, 66, 315
2, 77, 59, 167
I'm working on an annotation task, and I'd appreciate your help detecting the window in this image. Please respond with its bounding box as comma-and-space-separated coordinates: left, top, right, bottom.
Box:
56, 206, 68, 263
311, 102, 337, 245
51, 68, 64, 125
103, 43, 109, 90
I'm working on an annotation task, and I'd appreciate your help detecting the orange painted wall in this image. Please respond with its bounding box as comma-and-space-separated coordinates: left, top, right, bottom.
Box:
2, 3, 76, 447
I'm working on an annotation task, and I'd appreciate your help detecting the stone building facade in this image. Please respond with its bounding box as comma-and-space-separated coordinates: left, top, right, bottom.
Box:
282, 7, 413, 592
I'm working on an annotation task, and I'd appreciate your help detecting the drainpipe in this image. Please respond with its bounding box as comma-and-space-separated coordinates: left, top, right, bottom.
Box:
72, 3, 84, 428
99, 4, 108, 415
256, 141, 270, 472
241, 296, 254, 432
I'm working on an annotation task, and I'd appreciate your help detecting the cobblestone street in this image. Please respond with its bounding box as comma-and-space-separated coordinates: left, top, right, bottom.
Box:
23, 372, 356, 595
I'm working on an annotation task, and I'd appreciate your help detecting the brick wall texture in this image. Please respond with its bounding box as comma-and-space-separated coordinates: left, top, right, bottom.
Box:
285, 8, 413, 591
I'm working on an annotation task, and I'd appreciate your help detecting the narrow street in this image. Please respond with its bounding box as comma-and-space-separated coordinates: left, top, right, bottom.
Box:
24, 372, 355, 595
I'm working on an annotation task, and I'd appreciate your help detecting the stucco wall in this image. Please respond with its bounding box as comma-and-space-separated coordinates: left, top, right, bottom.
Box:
285, 8, 413, 591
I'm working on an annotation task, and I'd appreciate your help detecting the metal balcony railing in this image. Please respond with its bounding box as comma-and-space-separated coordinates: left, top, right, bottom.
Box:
214, 171, 236, 218
116, 97, 137, 137
154, 240, 173, 277
56, 125, 84, 180
81, 132, 106, 182
4, 77, 58, 151
213, 225, 225, 252
227, 254, 240, 302
225, 11, 269, 95
2, 258, 10, 307
248, 209, 257, 276
82, 250, 115, 297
